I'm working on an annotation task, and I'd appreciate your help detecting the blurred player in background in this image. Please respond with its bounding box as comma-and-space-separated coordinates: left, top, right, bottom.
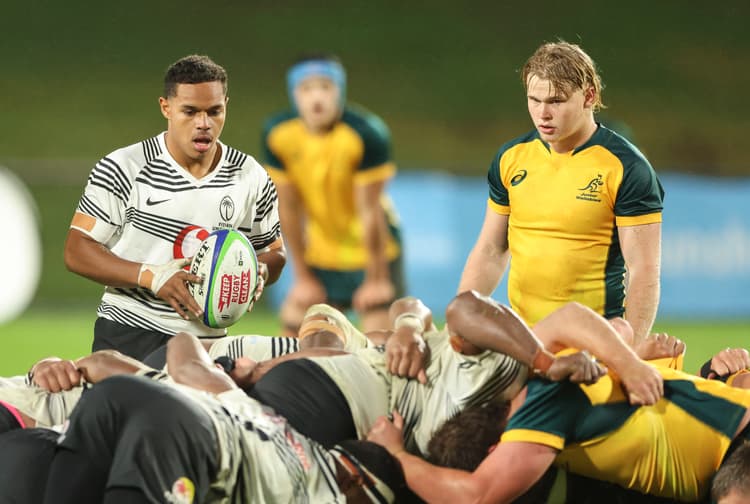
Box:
64, 55, 286, 360
262, 53, 404, 336
459, 41, 664, 345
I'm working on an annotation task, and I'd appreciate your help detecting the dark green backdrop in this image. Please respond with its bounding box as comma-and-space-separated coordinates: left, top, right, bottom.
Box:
2, 0, 748, 304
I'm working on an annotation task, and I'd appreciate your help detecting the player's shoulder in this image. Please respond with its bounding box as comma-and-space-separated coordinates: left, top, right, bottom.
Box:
340, 104, 391, 144
262, 109, 300, 137
97, 133, 165, 173
584, 124, 653, 171
493, 129, 541, 163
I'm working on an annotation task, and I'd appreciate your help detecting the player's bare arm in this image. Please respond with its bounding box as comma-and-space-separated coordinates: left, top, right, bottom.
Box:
458, 209, 510, 296
619, 222, 662, 345
64, 223, 204, 320
167, 332, 238, 394
368, 410, 556, 503
352, 179, 395, 312
532, 303, 664, 405
256, 237, 286, 286
445, 290, 555, 371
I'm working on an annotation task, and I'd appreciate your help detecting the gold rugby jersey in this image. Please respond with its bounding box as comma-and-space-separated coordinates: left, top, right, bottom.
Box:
262, 106, 400, 270
502, 366, 750, 501
487, 125, 664, 325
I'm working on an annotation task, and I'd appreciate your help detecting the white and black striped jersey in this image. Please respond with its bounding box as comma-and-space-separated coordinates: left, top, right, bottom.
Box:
307, 327, 527, 456
207, 335, 300, 362
75, 132, 281, 336
183, 386, 349, 503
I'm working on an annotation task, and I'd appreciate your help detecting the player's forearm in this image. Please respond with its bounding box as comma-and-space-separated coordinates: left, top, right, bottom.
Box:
277, 201, 312, 279
167, 333, 237, 393
624, 269, 660, 345
458, 247, 509, 296
256, 239, 286, 285
394, 451, 486, 504
446, 291, 553, 370
64, 228, 141, 287
359, 197, 390, 281
75, 350, 149, 383
532, 302, 642, 374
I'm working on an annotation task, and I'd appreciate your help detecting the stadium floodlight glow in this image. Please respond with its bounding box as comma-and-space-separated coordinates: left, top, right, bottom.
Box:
0, 168, 41, 324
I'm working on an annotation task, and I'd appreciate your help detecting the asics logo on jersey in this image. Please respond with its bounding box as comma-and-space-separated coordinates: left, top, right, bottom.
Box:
146, 197, 171, 206
510, 170, 528, 186
576, 174, 604, 202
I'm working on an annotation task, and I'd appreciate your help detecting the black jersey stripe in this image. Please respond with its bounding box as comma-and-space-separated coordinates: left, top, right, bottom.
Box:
312, 445, 340, 496
141, 136, 162, 162
97, 303, 172, 333
113, 287, 173, 313
88, 158, 132, 204
98, 157, 132, 193
271, 430, 309, 501
272, 337, 299, 357
246, 225, 282, 250
464, 359, 523, 409
76, 195, 112, 223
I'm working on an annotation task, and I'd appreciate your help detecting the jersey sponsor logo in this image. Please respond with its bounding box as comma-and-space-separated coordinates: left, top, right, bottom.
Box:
164, 477, 195, 504
219, 195, 235, 221
146, 196, 171, 206
576, 174, 604, 202
510, 170, 528, 186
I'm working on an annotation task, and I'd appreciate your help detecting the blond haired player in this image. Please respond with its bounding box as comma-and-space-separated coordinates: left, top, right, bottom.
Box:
459, 41, 663, 344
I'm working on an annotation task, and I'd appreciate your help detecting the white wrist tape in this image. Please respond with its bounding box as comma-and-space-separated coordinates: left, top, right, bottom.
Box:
394, 313, 425, 332
138, 258, 190, 294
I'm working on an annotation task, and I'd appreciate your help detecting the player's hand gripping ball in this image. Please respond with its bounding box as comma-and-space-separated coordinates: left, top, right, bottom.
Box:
188, 229, 260, 328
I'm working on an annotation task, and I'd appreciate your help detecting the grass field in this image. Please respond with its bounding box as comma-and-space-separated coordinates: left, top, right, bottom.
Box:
0, 306, 747, 376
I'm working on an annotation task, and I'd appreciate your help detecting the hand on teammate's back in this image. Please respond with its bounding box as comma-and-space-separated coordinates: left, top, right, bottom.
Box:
31, 358, 82, 392
634, 332, 686, 361
545, 351, 606, 385
385, 326, 429, 384
618, 359, 664, 406
707, 348, 750, 378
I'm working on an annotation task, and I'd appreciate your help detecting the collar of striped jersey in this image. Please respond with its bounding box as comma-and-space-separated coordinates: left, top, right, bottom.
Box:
330, 446, 395, 504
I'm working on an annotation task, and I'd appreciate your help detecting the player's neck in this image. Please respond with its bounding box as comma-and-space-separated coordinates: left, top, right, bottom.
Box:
165, 135, 222, 179
549, 119, 598, 154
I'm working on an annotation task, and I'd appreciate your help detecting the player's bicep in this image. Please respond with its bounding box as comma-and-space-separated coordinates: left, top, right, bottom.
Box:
477, 441, 558, 503
618, 222, 661, 269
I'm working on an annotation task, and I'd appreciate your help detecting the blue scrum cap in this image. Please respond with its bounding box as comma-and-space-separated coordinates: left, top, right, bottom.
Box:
286, 58, 346, 110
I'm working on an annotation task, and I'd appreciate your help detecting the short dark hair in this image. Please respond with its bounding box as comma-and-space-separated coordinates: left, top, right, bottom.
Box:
712, 441, 750, 502
163, 54, 228, 98
427, 401, 510, 471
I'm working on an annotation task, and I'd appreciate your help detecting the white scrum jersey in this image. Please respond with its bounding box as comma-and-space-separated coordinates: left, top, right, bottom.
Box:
74, 133, 281, 336
207, 335, 300, 362
307, 327, 527, 456
183, 386, 349, 503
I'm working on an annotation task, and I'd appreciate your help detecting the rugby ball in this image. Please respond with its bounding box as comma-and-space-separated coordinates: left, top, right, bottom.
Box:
188, 229, 259, 328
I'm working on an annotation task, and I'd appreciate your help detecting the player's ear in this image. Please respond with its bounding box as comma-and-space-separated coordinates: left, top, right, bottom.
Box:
583, 86, 596, 109
159, 96, 170, 119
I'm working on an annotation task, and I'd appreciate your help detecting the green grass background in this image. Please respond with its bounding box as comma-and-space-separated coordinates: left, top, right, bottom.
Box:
1, 306, 746, 377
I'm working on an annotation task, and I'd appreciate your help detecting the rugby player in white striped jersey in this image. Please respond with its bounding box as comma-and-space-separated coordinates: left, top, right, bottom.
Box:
64, 54, 286, 360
